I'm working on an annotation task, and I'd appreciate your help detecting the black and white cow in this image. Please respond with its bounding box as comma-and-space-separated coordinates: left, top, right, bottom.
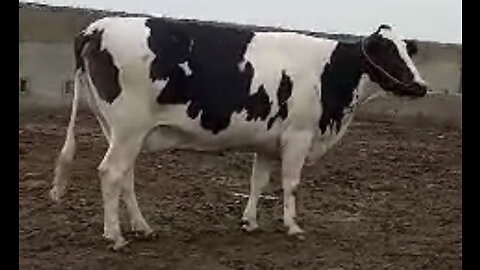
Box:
50, 17, 429, 250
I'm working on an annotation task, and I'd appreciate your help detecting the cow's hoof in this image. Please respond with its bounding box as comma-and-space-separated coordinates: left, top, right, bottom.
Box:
241, 223, 259, 232
287, 226, 306, 241
49, 187, 63, 202
107, 239, 130, 252
240, 219, 258, 232
103, 233, 129, 251
133, 230, 158, 241
290, 232, 306, 241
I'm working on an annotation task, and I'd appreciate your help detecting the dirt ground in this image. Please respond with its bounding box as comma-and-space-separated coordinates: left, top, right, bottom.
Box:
19, 111, 462, 270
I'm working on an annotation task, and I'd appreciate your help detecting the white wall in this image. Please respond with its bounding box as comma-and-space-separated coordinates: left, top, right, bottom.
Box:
19, 41, 75, 112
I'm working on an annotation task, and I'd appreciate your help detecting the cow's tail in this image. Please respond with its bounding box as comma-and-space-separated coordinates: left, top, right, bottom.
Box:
50, 33, 89, 202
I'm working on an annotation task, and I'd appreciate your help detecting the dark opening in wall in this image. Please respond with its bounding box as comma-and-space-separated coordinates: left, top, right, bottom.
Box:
19, 77, 29, 94
63, 80, 74, 95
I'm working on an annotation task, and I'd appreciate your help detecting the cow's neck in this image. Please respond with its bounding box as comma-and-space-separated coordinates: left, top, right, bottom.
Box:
309, 41, 375, 161
318, 41, 368, 135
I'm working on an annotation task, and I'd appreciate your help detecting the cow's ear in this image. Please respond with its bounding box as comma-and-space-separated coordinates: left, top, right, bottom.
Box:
404, 39, 418, 57
376, 24, 391, 34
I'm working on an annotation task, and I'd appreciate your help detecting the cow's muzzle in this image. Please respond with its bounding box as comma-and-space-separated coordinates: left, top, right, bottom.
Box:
396, 82, 428, 98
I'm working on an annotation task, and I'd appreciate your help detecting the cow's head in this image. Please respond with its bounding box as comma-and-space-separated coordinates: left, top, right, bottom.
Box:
361, 25, 429, 97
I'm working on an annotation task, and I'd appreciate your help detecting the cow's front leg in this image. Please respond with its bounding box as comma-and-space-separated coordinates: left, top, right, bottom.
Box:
280, 131, 313, 238
241, 153, 272, 232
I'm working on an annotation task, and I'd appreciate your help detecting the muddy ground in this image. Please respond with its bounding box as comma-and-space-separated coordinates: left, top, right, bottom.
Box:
19, 111, 462, 270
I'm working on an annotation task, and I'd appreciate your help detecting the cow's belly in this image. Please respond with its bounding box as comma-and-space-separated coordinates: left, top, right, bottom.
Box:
142, 104, 282, 155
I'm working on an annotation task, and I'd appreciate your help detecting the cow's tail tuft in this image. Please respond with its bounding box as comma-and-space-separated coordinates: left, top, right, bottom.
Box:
50, 33, 90, 202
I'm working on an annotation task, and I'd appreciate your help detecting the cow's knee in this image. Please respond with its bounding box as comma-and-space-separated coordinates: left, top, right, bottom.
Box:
98, 163, 128, 185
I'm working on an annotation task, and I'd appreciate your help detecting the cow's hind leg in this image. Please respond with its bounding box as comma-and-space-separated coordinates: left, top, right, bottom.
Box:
121, 167, 155, 239
94, 113, 154, 240
281, 131, 313, 239
98, 130, 147, 250
241, 153, 273, 232
89, 101, 154, 240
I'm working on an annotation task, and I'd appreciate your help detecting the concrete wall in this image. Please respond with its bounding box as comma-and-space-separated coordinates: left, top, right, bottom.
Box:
19, 42, 75, 112
356, 93, 462, 129
414, 43, 462, 95
19, 2, 143, 43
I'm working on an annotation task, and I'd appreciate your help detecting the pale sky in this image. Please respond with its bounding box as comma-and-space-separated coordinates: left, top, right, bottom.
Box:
30, 0, 462, 44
